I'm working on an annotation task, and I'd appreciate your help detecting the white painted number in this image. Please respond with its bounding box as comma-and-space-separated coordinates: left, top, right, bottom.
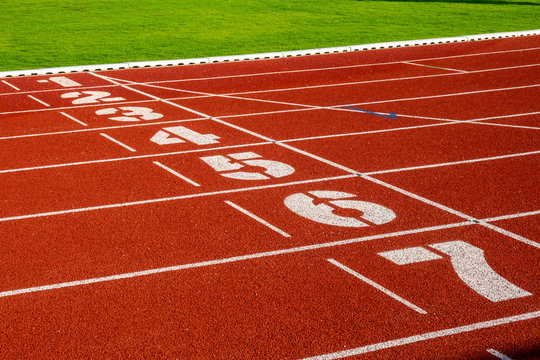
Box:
96, 106, 163, 122
61, 91, 125, 104
150, 126, 220, 145
38, 76, 82, 87
284, 191, 396, 227
201, 152, 295, 180
378, 241, 532, 302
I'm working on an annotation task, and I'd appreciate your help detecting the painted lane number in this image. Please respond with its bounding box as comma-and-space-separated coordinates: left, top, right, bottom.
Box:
201, 152, 295, 180
284, 191, 396, 227
61, 91, 125, 104
378, 241, 532, 302
96, 106, 163, 122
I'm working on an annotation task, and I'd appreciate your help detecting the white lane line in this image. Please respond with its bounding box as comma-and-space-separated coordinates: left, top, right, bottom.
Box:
59, 111, 88, 126
1, 65, 537, 119
0, 174, 356, 223
27, 94, 50, 107
92, 73, 540, 250
1, 80, 20, 91
364, 174, 540, 249
0, 220, 473, 299
364, 150, 540, 176
483, 210, 540, 222
0, 141, 270, 174
153, 161, 200, 186
122, 47, 540, 87
403, 61, 469, 73
2, 47, 538, 99
0, 209, 533, 298
225, 200, 291, 237
487, 349, 514, 360
99, 133, 136, 152
302, 311, 540, 360
327, 258, 427, 314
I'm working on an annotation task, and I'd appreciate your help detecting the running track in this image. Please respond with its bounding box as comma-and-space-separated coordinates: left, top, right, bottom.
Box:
0, 36, 539, 359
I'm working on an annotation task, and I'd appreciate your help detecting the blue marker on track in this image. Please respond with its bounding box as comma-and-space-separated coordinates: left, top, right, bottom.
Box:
344, 106, 397, 119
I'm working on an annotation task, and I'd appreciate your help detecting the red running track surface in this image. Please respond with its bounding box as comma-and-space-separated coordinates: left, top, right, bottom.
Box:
0, 36, 539, 359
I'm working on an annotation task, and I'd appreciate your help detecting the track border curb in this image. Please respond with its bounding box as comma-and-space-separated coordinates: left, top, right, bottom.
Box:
1, 29, 539, 78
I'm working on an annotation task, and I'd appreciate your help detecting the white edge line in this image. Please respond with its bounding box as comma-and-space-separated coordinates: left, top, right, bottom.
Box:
327, 259, 427, 314
27, 94, 51, 107
225, 200, 291, 238
59, 111, 88, 126
0, 220, 472, 298
153, 161, 200, 186
1, 30, 538, 77
99, 133, 136, 152
487, 349, 514, 360
302, 311, 540, 360
1, 79, 20, 91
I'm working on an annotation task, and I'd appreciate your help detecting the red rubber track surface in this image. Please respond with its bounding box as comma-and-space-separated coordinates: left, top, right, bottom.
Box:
1, 36, 539, 359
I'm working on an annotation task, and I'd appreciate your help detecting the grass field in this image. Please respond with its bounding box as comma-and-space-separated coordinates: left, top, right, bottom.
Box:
1, 0, 539, 72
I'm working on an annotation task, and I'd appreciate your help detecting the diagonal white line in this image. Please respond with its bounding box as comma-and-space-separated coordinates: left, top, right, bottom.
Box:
225, 200, 291, 237
27, 94, 50, 107
59, 111, 88, 126
153, 161, 200, 186
327, 259, 427, 314
2, 79, 20, 91
403, 61, 469, 73
100, 133, 136, 152
302, 311, 540, 359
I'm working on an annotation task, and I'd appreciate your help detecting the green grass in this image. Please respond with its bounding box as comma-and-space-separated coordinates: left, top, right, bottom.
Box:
1, 0, 539, 71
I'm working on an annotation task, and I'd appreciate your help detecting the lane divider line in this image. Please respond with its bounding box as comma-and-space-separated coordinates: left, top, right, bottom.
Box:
403, 61, 469, 74
225, 200, 291, 238
92, 72, 540, 250
0, 220, 473, 299
302, 311, 540, 360
27, 94, 50, 107
153, 160, 200, 186
1, 79, 20, 91
59, 111, 88, 127
0, 174, 356, 223
327, 258, 427, 314
99, 133, 136, 152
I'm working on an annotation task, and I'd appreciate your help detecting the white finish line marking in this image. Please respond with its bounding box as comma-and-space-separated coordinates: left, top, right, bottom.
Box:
153, 161, 200, 186
2, 80, 20, 91
99, 133, 136, 152
59, 111, 88, 126
327, 259, 427, 314
27, 94, 50, 107
487, 349, 514, 360
225, 200, 291, 237
302, 311, 540, 359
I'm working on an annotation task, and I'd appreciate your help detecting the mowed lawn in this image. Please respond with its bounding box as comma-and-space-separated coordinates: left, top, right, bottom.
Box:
1, 0, 539, 71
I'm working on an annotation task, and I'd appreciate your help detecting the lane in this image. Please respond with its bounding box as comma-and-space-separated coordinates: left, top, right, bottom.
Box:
100, 35, 540, 83
0, 175, 461, 291
0, 224, 536, 359
290, 122, 540, 174
373, 154, 540, 221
